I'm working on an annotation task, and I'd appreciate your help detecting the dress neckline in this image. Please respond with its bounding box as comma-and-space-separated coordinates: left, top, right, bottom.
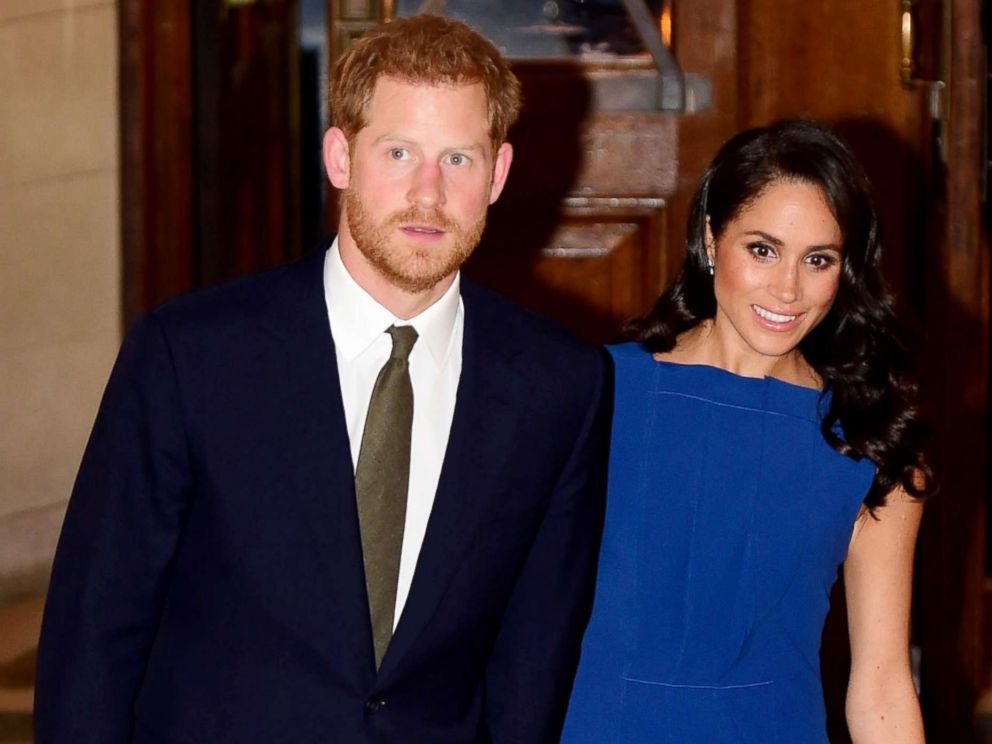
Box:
650, 357, 824, 395
609, 343, 828, 423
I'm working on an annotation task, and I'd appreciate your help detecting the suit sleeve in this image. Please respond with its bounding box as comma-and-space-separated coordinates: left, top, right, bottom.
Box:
34, 313, 193, 744
484, 347, 613, 743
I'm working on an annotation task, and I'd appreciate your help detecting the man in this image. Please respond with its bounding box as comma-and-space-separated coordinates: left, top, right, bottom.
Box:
35, 14, 610, 744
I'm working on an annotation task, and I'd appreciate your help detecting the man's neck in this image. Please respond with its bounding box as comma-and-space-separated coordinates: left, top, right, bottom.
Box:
337, 235, 455, 320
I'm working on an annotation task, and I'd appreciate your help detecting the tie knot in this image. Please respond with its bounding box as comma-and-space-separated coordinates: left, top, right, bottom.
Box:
387, 325, 418, 361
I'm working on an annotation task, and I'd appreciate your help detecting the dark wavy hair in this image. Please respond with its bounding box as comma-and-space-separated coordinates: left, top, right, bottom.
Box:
628, 119, 930, 508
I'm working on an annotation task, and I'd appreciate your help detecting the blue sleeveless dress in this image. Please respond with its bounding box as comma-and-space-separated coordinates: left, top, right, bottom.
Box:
561, 343, 875, 743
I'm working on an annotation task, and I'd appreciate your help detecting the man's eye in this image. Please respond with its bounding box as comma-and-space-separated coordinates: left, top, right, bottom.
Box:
447, 153, 467, 166
389, 148, 408, 160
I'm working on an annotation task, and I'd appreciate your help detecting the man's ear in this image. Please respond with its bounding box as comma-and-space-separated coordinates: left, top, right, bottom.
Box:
487, 142, 513, 205
323, 127, 351, 189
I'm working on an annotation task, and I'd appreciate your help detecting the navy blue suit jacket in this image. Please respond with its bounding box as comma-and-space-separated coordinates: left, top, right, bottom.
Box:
35, 248, 611, 743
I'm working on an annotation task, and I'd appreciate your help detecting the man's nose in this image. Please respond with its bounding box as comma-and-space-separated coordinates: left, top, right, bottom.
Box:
407, 161, 444, 209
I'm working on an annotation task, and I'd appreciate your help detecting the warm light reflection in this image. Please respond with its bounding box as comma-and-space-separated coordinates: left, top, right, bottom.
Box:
660, 3, 672, 47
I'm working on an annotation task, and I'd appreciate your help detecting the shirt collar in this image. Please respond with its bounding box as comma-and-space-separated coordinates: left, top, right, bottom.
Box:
324, 237, 461, 367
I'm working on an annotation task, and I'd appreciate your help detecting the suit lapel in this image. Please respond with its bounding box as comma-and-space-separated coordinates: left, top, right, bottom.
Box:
379, 283, 524, 678
258, 249, 377, 683
261, 262, 527, 681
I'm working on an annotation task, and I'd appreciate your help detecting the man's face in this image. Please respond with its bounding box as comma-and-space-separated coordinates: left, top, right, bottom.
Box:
325, 76, 512, 294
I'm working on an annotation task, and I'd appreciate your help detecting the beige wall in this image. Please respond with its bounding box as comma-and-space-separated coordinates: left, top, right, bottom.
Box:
0, 0, 121, 599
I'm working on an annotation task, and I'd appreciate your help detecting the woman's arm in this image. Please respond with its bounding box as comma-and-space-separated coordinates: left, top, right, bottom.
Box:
844, 486, 925, 743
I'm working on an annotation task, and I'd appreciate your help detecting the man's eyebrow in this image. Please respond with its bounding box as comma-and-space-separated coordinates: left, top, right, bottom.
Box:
371, 134, 413, 146
446, 143, 486, 153
371, 135, 486, 153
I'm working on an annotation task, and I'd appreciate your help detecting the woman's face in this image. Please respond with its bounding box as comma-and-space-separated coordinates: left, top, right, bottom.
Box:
707, 179, 843, 369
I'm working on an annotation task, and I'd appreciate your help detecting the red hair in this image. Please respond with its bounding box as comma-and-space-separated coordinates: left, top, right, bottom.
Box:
330, 14, 521, 147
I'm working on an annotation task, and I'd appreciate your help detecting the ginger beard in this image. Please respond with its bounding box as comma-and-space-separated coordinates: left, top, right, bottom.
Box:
342, 186, 487, 294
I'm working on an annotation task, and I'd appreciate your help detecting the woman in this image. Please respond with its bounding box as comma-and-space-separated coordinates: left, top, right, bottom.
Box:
561, 120, 929, 743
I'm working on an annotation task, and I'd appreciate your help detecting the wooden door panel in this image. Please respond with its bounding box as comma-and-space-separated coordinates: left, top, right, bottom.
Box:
463, 66, 678, 343
468, 207, 666, 343
505, 113, 678, 198
193, 0, 300, 286
120, 0, 195, 324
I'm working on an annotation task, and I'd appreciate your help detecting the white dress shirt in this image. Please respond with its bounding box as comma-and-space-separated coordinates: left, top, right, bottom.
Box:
324, 239, 463, 627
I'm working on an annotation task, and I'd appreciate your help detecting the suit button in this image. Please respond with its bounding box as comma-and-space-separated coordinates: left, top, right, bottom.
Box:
365, 698, 386, 714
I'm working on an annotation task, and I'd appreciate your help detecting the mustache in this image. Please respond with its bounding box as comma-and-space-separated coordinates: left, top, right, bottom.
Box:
384, 207, 460, 234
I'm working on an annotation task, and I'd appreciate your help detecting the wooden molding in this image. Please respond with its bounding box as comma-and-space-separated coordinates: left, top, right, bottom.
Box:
916, 0, 988, 737
119, 0, 195, 327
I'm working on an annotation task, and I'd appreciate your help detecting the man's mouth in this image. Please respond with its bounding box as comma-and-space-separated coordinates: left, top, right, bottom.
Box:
401, 224, 446, 235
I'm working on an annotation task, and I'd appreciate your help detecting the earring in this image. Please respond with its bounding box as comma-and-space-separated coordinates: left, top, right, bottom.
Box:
707, 259, 715, 276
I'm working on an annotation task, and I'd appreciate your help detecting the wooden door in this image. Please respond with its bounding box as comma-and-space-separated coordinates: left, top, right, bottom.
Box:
192, 1, 302, 287
120, 0, 195, 321
120, 0, 303, 322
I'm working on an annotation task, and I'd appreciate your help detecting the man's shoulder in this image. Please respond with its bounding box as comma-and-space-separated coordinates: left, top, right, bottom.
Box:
460, 278, 607, 381
460, 278, 593, 355
146, 249, 325, 337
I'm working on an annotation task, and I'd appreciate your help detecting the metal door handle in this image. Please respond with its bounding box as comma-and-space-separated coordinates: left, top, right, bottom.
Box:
900, 0, 917, 85
900, 0, 943, 88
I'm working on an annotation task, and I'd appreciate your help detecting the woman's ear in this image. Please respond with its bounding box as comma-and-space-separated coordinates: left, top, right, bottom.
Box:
704, 216, 716, 265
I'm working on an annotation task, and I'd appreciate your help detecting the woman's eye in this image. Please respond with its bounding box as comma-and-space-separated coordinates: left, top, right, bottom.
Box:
806, 253, 838, 270
748, 242, 775, 260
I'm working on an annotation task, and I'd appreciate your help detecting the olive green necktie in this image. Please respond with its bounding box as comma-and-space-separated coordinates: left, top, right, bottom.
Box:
355, 324, 418, 669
